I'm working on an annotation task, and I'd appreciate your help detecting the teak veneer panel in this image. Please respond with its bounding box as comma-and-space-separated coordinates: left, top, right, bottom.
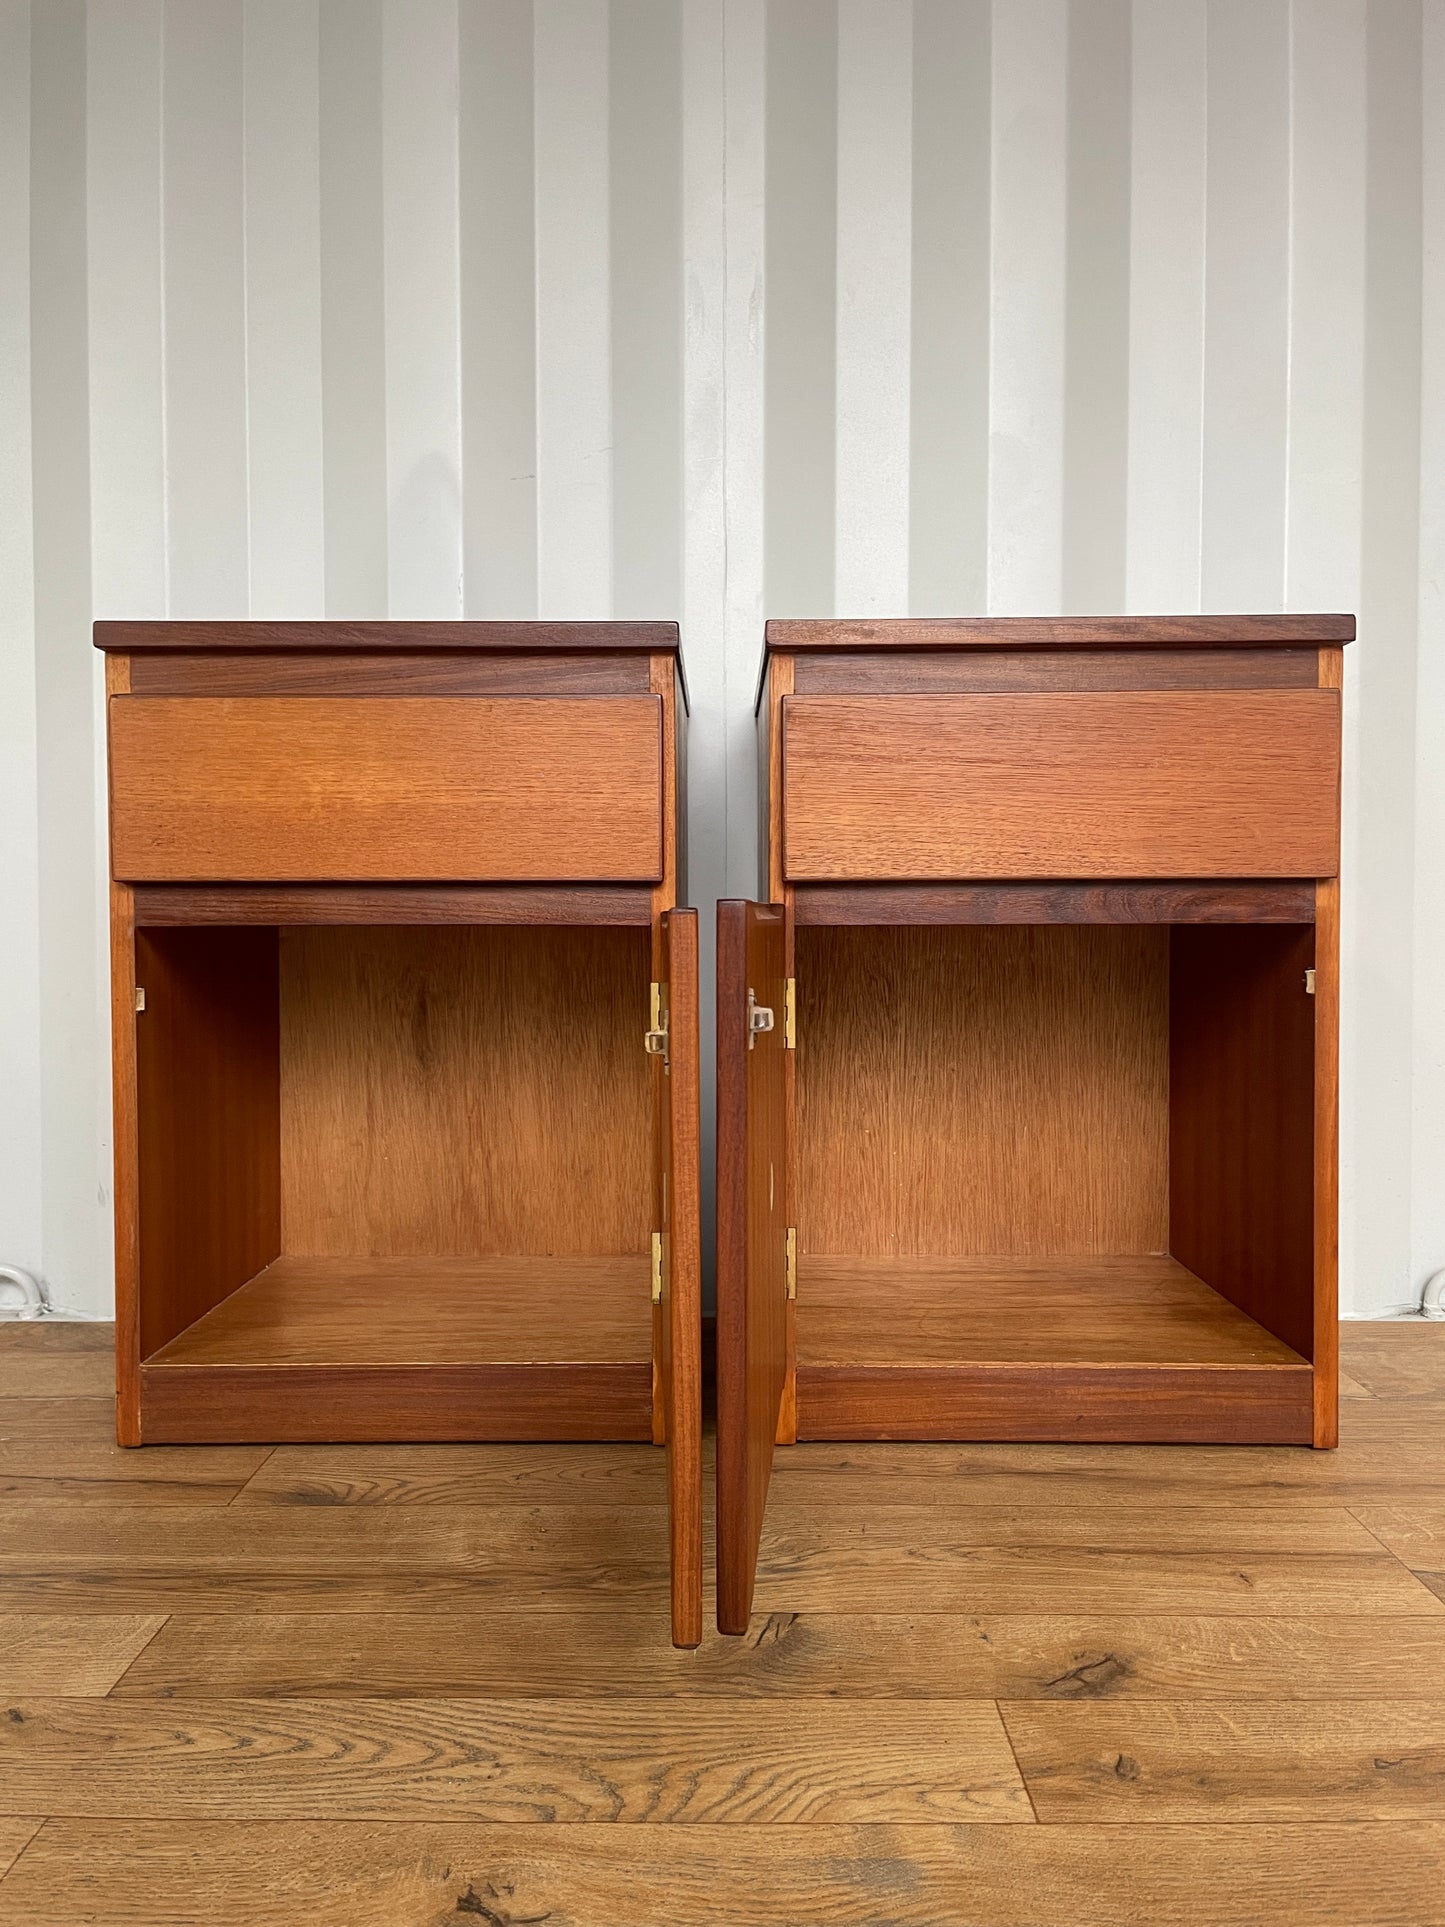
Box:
279, 926, 652, 1260
790, 647, 1320, 694
108, 695, 663, 882
796, 926, 1169, 1258
792, 881, 1318, 926
133, 927, 281, 1362
768, 613, 1355, 648
781, 690, 1341, 880
133, 884, 654, 927
796, 1257, 1307, 1368
1170, 925, 1317, 1362
145, 1256, 652, 1367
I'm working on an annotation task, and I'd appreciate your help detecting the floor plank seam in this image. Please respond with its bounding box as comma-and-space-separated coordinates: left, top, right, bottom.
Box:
993, 1698, 1043, 1824
104, 1615, 174, 1698
0, 1819, 50, 1890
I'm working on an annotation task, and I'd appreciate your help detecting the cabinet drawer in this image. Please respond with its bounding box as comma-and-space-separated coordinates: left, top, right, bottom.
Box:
782, 690, 1340, 881
109, 695, 663, 883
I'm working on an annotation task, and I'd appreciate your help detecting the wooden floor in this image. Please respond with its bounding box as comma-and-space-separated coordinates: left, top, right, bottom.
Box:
0, 1320, 1443, 1923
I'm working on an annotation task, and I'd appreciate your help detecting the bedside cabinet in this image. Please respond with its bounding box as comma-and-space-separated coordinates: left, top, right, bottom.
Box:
98, 619, 701, 1647
717, 614, 1349, 1635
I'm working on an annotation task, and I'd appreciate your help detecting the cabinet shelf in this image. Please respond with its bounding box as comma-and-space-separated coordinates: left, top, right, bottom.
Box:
147, 1254, 653, 1369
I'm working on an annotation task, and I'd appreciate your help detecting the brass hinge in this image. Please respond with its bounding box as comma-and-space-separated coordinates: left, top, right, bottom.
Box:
651, 1230, 664, 1305
645, 981, 670, 1065
785, 1226, 797, 1299
784, 978, 796, 1050
1304, 969, 1316, 996
134, 988, 146, 1013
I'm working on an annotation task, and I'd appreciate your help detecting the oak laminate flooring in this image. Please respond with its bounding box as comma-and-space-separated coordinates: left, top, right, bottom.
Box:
234, 1440, 693, 1507
1002, 1702, 1445, 1823
0, 1432, 270, 1504
0, 1505, 674, 1614
0, 1323, 111, 1352
0, 1696, 1028, 1825
0, 1615, 164, 1696
0, 1350, 112, 1399
1349, 1500, 1445, 1602
1, 1821, 1441, 1927
751, 1504, 1441, 1617
0, 1819, 42, 1883
1339, 1322, 1445, 1400
111, 1610, 1445, 1704
764, 1410, 1445, 1507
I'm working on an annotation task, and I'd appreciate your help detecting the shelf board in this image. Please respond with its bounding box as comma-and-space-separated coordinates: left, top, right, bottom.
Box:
146, 1254, 653, 1370
794, 1256, 1314, 1443
796, 1254, 1307, 1369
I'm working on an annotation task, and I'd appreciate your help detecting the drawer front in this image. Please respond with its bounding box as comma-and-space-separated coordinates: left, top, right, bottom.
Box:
110, 695, 663, 882
782, 690, 1341, 881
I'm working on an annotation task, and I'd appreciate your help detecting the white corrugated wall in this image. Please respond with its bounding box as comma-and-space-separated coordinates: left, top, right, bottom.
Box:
0, 0, 1439, 1315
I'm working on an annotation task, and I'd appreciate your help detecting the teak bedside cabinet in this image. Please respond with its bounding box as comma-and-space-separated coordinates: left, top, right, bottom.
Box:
717, 613, 1350, 1634
98, 620, 702, 1647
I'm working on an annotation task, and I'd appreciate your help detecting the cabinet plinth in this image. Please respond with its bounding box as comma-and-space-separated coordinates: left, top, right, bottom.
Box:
98, 620, 701, 1647
718, 613, 1350, 1635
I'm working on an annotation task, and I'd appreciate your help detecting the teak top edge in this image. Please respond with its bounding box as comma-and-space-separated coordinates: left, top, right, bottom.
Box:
764, 614, 1355, 650
94, 620, 681, 654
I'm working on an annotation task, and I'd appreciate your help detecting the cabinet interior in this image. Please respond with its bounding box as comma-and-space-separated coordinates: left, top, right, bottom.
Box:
794, 922, 1317, 1378
134, 923, 654, 1377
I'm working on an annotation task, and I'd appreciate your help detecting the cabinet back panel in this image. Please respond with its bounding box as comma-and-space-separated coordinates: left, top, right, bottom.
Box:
279, 926, 652, 1258
796, 926, 1169, 1257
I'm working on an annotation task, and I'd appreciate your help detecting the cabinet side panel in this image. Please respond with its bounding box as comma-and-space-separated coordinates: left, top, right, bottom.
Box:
1169, 924, 1317, 1360
134, 927, 282, 1361
1312, 643, 1343, 1442
279, 926, 652, 1258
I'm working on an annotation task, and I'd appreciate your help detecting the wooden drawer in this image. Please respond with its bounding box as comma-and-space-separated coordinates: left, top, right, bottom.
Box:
781, 690, 1341, 881
109, 695, 663, 883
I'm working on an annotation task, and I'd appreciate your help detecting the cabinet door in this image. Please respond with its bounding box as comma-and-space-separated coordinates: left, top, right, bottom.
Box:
658, 909, 703, 1648
715, 900, 789, 1635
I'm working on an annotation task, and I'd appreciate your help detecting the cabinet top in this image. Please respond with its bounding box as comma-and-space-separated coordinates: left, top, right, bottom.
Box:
764, 614, 1355, 651
94, 620, 681, 655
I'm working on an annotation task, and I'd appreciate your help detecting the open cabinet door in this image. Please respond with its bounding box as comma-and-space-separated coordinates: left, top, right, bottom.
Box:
658, 909, 703, 1648
715, 900, 789, 1635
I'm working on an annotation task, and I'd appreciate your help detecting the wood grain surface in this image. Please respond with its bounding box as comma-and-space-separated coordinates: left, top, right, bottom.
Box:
658, 911, 703, 1648
796, 925, 1168, 1257
145, 1257, 652, 1367
109, 695, 663, 882
794, 1362, 1314, 1444
108, 1608, 1445, 1704
792, 880, 1319, 925
715, 901, 790, 1636
1170, 924, 1317, 1360
2, 1821, 1439, 1927
1001, 1701, 1445, 1822
96, 619, 681, 653
0, 1616, 164, 1696
133, 926, 281, 1363
791, 646, 1321, 693
767, 614, 1355, 648
796, 1257, 1306, 1365
128, 649, 651, 697
0, 1696, 1028, 1825
279, 926, 651, 1259
0, 1319, 1438, 1927
781, 690, 1341, 880
133, 883, 655, 926
0, 1504, 675, 1613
